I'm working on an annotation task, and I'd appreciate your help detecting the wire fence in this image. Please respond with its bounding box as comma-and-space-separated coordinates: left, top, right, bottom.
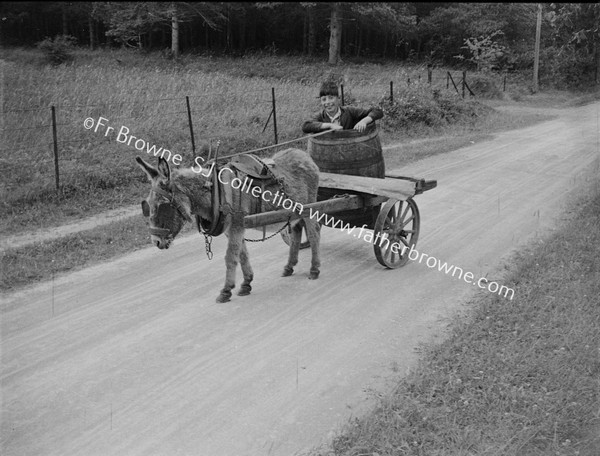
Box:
1, 69, 508, 203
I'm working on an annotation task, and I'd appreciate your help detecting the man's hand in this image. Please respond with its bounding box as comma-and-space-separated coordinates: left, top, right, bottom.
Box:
323, 123, 343, 131
353, 117, 372, 132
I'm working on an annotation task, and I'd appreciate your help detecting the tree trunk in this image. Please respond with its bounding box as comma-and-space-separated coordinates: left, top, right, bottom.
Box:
307, 6, 316, 56
226, 5, 232, 52
239, 13, 246, 53
594, 38, 600, 84
89, 16, 95, 49
171, 3, 179, 58
62, 6, 68, 36
328, 3, 342, 65
303, 10, 307, 54
532, 3, 542, 93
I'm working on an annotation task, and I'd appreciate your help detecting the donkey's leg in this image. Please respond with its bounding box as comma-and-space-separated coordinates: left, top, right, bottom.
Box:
305, 220, 321, 280
282, 221, 302, 277
218, 231, 243, 303
237, 241, 254, 296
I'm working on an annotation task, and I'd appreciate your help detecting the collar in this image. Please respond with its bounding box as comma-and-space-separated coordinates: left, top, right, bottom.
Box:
324, 107, 341, 122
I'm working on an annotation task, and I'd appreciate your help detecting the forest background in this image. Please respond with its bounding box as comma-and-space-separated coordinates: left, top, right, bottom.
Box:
2, 2, 600, 88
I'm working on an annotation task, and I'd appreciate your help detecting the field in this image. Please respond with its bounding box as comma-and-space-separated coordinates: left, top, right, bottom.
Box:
1, 47, 548, 237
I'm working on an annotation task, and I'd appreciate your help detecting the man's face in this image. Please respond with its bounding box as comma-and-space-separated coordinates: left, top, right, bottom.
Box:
320, 95, 340, 116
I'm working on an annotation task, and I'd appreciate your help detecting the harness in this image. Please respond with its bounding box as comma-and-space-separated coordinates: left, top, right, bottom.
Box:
141, 185, 192, 238
141, 153, 291, 259
195, 163, 226, 238
195, 154, 291, 256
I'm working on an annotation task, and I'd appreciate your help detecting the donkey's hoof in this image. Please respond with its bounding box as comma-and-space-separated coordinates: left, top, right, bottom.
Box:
238, 285, 252, 296
308, 270, 320, 280
282, 267, 294, 277
216, 290, 232, 303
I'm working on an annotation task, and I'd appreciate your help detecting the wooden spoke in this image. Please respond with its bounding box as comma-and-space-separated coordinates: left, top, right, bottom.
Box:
373, 198, 420, 268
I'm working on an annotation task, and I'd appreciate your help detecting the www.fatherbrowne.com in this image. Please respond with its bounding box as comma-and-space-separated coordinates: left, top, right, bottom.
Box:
85, 116, 514, 301
306, 209, 515, 301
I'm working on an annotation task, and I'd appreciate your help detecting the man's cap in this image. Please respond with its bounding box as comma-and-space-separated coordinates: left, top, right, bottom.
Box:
319, 81, 339, 98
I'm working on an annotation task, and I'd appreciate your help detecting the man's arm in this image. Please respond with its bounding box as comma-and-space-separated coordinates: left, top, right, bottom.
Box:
302, 112, 343, 133
346, 106, 384, 131
346, 106, 383, 122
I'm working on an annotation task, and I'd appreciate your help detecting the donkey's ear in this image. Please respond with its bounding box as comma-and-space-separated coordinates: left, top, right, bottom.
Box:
157, 157, 171, 181
136, 156, 159, 181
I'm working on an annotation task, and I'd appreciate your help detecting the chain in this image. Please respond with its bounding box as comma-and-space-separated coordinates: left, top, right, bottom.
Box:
244, 219, 291, 242
241, 155, 292, 243
203, 233, 213, 260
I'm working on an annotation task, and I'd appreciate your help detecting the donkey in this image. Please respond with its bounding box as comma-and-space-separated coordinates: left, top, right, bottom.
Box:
136, 148, 321, 303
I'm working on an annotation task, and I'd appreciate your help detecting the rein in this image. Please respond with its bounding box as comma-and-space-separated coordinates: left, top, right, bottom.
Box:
214, 129, 333, 162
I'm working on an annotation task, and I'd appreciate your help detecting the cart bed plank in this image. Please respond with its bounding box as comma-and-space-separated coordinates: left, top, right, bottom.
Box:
244, 194, 388, 229
319, 172, 417, 200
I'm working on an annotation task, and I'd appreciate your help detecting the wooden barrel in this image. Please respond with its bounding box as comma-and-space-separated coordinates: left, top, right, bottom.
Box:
308, 125, 385, 230
307, 125, 385, 178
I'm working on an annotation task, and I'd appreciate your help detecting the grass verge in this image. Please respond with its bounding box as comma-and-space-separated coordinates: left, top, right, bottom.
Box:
1, 216, 152, 292
308, 186, 600, 456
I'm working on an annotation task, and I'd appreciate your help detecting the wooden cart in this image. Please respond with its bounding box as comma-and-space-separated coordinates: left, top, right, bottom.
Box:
244, 172, 437, 268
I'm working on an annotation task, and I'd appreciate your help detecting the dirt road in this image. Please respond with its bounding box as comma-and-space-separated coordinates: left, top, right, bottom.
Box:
2, 102, 599, 456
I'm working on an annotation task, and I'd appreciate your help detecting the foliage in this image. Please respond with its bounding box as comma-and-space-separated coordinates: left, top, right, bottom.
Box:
92, 1, 226, 48
377, 84, 493, 132
540, 46, 597, 88
544, 3, 600, 87
457, 30, 507, 71
36, 34, 77, 65
467, 73, 504, 99
418, 3, 536, 66
2, 2, 600, 87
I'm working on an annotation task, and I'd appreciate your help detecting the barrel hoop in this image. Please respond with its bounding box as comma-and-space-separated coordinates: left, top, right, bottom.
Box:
312, 154, 383, 169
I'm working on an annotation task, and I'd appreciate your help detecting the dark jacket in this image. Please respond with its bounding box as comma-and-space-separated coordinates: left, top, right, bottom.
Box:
302, 105, 384, 133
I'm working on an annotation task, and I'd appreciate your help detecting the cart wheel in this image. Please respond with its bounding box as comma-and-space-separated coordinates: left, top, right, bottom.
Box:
373, 198, 420, 268
280, 224, 311, 249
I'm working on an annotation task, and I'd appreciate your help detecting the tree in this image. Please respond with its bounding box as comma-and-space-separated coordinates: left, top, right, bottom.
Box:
548, 3, 600, 85
171, 2, 179, 57
328, 2, 342, 64
93, 2, 224, 52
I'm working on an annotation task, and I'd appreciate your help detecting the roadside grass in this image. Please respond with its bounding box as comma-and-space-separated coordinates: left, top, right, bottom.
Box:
381, 107, 554, 169
309, 185, 600, 456
0, 215, 152, 292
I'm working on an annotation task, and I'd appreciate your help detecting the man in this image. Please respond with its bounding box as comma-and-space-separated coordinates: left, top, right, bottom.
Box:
302, 80, 383, 134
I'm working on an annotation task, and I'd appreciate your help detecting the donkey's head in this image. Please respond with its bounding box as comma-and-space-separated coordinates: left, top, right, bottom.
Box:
136, 156, 192, 249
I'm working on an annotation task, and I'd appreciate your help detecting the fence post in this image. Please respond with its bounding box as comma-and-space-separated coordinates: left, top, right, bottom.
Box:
390, 81, 393, 103
462, 70, 466, 98
446, 72, 449, 90
448, 72, 460, 96
271, 87, 278, 144
185, 96, 196, 156
407, 76, 410, 85
340, 83, 345, 105
51, 106, 60, 192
